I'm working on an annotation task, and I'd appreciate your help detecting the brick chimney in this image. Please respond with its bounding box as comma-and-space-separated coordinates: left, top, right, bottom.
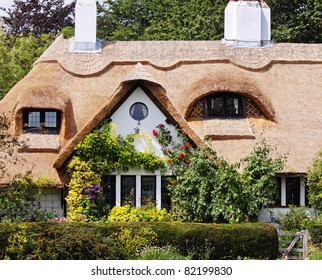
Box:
70, 0, 101, 53
222, 0, 272, 47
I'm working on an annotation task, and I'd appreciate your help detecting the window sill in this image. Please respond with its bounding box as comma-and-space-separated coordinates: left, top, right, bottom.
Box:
18, 134, 61, 153
188, 118, 255, 140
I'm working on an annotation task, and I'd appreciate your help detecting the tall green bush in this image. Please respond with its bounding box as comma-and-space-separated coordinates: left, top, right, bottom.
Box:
307, 149, 322, 212
154, 125, 286, 223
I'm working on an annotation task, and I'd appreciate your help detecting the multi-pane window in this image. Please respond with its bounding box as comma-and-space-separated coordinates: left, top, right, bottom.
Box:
274, 176, 307, 207
23, 109, 61, 134
141, 176, 156, 205
286, 177, 301, 206
121, 176, 136, 206
204, 93, 245, 118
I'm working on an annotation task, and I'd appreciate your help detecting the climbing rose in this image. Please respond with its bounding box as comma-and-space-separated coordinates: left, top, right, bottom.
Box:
178, 153, 185, 159
167, 149, 172, 154
152, 130, 158, 136
186, 160, 191, 165
159, 124, 165, 128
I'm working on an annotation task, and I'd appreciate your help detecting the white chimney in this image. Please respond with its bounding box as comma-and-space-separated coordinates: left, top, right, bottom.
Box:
70, 0, 101, 53
222, 0, 272, 48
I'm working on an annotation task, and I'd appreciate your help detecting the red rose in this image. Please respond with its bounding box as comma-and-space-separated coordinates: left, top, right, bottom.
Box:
167, 159, 171, 164
185, 142, 190, 148
186, 160, 191, 165
178, 153, 185, 159
167, 149, 172, 154
182, 131, 187, 135
152, 130, 158, 136
159, 124, 165, 128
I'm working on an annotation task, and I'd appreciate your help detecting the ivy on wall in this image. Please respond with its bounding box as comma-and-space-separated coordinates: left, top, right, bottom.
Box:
66, 123, 166, 221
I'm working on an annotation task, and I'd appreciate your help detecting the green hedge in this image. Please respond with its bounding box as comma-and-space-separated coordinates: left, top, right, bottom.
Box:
309, 224, 322, 247
0, 222, 278, 260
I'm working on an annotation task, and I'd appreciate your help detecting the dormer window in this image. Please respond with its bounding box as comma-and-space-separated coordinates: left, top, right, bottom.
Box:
204, 93, 245, 118
188, 93, 265, 120
23, 109, 61, 134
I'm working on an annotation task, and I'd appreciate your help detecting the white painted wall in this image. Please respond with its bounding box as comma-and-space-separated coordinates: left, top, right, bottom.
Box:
111, 87, 179, 158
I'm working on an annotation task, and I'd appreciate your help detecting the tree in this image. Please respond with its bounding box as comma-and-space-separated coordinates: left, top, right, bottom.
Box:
97, 0, 225, 41
307, 149, 322, 212
269, 0, 322, 43
0, 0, 76, 37
97, 0, 321, 43
154, 125, 285, 223
0, 33, 54, 99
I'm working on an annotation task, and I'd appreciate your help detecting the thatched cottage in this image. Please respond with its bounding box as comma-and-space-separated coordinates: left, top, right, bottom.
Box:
0, 0, 321, 220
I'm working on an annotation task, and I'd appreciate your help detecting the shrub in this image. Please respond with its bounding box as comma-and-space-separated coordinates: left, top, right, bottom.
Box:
271, 206, 317, 231
138, 245, 191, 260
309, 224, 322, 248
107, 204, 171, 222
0, 222, 278, 260
113, 226, 157, 259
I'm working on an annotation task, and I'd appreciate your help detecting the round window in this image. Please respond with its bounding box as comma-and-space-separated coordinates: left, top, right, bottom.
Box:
129, 102, 149, 122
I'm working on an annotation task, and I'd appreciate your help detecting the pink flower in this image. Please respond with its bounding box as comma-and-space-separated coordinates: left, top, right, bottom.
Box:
182, 131, 187, 135
152, 130, 158, 136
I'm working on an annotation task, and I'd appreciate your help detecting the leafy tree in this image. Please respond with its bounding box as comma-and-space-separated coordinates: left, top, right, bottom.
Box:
0, 33, 54, 99
0, 0, 76, 37
154, 125, 285, 223
269, 0, 322, 43
97, 0, 225, 41
307, 149, 322, 212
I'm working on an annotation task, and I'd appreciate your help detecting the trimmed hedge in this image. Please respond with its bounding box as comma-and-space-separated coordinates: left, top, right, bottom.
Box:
0, 222, 278, 260
309, 224, 322, 247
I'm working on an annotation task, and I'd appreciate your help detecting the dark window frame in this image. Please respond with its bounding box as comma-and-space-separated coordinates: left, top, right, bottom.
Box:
203, 93, 246, 118
23, 109, 61, 134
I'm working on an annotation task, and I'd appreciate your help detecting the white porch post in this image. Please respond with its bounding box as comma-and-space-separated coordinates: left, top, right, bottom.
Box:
115, 175, 121, 206
156, 175, 162, 210
136, 175, 141, 207
300, 177, 306, 206
281, 176, 286, 206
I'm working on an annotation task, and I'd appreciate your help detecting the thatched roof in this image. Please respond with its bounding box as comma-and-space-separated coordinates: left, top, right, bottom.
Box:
0, 35, 322, 184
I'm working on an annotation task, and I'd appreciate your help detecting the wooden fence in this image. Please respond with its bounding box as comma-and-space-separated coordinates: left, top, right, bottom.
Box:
279, 230, 308, 260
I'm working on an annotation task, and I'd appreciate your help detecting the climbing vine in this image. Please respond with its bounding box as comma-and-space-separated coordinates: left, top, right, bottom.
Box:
66, 123, 166, 221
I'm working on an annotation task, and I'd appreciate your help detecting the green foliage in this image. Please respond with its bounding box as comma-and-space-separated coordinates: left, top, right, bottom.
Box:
307, 149, 322, 211
154, 125, 285, 223
97, 0, 225, 41
65, 157, 102, 221
138, 245, 191, 260
241, 141, 286, 221
270, 206, 317, 231
107, 204, 172, 222
60, 26, 75, 39
308, 224, 322, 249
0, 172, 56, 222
0, 222, 278, 260
270, 0, 322, 43
0, 33, 54, 99
113, 226, 157, 259
75, 124, 165, 174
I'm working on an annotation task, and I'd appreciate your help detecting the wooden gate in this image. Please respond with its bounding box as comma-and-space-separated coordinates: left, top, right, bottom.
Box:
279, 230, 308, 260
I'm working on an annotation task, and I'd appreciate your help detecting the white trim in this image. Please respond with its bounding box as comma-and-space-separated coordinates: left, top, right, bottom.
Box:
281, 176, 286, 206
300, 177, 306, 206
115, 175, 121, 206
136, 175, 141, 207
156, 175, 162, 210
